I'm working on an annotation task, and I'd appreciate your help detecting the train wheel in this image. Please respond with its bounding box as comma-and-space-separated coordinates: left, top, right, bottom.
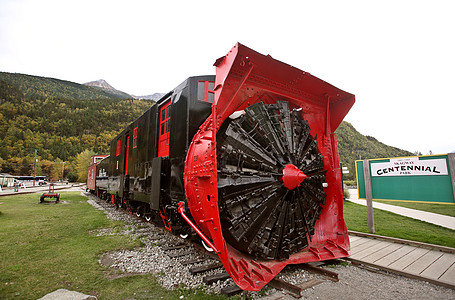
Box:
216, 101, 326, 260
145, 215, 151, 222
136, 205, 144, 218
201, 240, 214, 252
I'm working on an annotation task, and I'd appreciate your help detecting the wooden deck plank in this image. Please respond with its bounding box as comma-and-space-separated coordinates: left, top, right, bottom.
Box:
360, 243, 403, 263
439, 262, 455, 284
403, 250, 444, 275
350, 239, 382, 253
420, 253, 455, 280
388, 248, 429, 270
350, 236, 373, 246
346, 233, 455, 289
350, 240, 392, 260
349, 237, 371, 247
349, 236, 362, 243
374, 245, 415, 267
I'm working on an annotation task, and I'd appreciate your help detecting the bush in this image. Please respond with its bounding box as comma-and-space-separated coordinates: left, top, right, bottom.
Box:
344, 180, 356, 187
66, 170, 78, 182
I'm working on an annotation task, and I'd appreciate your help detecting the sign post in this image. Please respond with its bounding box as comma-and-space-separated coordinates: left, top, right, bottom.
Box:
363, 159, 375, 233
447, 153, 455, 198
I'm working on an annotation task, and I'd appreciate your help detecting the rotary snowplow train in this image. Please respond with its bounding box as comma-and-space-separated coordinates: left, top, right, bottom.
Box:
87, 43, 355, 291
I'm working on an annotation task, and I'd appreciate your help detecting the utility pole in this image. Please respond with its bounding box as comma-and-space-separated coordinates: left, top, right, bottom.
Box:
33, 149, 37, 187
62, 161, 65, 182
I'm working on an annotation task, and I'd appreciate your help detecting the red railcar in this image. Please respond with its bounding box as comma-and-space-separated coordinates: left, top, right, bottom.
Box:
86, 155, 108, 192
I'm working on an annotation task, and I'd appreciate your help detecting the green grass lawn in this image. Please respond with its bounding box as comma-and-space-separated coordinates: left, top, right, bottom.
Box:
374, 199, 455, 217
4, 191, 452, 299
343, 201, 455, 248
0, 192, 228, 300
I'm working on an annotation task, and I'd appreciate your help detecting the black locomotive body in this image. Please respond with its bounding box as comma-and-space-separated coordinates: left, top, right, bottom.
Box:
94, 76, 215, 233
90, 43, 355, 291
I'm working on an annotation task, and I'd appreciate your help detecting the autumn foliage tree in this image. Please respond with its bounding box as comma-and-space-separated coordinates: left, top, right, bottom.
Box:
75, 149, 95, 182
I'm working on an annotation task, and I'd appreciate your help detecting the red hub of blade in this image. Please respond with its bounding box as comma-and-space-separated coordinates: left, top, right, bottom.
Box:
282, 164, 307, 190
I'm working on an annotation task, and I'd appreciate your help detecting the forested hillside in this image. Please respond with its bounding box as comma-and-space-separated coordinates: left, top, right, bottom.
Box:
0, 72, 412, 182
0, 72, 131, 100
335, 122, 413, 180
0, 74, 152, 181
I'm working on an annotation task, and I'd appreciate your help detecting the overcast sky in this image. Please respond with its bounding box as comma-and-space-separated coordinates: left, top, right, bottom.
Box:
1, 0, 454, 155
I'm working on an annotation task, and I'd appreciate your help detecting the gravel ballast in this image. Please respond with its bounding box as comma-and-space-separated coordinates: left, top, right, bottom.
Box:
84, 191, 455, 299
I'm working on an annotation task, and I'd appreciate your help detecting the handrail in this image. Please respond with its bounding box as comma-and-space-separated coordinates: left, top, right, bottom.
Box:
178, 202, 219, 253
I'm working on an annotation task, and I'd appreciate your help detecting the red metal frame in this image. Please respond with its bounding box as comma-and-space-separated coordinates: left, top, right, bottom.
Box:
40, 184, 59, 202
159, 207, 172, 232
116, 139, 121, 156
198, 80, 215, 102
183, 43, 355, 291
158, 100, 171, 157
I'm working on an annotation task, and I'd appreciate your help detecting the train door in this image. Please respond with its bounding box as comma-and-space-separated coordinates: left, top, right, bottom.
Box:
157, 100, 171, 157
120, 134, 130, 199
124, 135, 130, 175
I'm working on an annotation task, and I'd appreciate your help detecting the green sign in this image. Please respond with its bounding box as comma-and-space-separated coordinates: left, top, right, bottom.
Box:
356, 154, 455, 204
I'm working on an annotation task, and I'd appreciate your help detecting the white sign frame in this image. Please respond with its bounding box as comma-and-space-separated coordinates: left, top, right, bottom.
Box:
371, 158, 448, 177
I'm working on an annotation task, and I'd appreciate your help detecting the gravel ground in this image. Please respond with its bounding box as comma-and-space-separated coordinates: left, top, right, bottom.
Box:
83, 191, 455, 299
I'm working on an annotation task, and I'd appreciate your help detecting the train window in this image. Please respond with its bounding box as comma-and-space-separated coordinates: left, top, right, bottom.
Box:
133, 127, 137, 148
198, 80, 215, 103
198, 81, 205, 101
116, 139, 121, 156
161, 108, 166, 121
133, 126, 137, 148
208, 91, 214, 103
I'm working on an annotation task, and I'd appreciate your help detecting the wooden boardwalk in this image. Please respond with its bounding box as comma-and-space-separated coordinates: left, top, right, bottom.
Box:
348, 231, 455, 289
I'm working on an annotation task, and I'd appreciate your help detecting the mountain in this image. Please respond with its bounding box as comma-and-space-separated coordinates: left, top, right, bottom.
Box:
335, 121, 413, 180
0, 72, 130, 100
83, 79, 164, 101
0, 71, 414, 181
134, 93, 165, 101
83, 79, 131, 99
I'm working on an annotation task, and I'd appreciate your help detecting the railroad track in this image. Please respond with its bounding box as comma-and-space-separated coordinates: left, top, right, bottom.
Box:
101, 189, 455, 295
158, 234, 341, 297
89, 192, 342, 298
